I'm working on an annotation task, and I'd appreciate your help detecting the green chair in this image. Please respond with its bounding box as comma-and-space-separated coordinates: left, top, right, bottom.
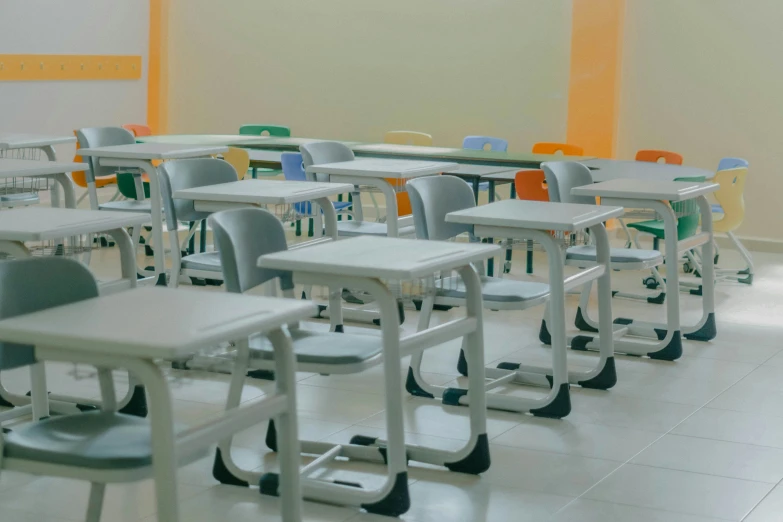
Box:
238, 124, 291, 178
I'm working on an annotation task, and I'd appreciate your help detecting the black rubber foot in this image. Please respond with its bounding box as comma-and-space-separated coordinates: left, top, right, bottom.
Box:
171, 360, 190, 370
445, 433, 490, 474
75, 403, 100, 412
690, 285, 703, 296
496, 362, 521, 371
371, 300, 406, 327
578, 357, 617, 390
213, 448, 249, 487
457, 349, 468, 377
350, 434, 379, 446
258, 472, 279, 496
433, 304, 454, 312
574, 307, 599, 333
247, 369, 275, 380
613, 317, 633, 325
144, 244, 154, 256
189, 277, 207, 286
684, 313, 717, 342
643, 276, 660, 290
361, 472, 411, 517
118, 385, 148, 418
334, 324, 344, 333
570, 335, 593, 351
0, 394, 14, 407
155, 273, 167, 286
442, 387, 468, 407
539, 320, 551, 345
739, 274, 754, 285
265, 420, 277, 451
1, 427, 10, 434
405, 367, 435, 399
739, 268, 751, 275
205, 279, 223, 286
413, 299, 422, 311
648, 331, 683, 361
530, 383, 571, 419
647, 292, 666, 305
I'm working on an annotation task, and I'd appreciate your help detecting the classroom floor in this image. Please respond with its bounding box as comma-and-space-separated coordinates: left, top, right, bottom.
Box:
0, 233, 781, 522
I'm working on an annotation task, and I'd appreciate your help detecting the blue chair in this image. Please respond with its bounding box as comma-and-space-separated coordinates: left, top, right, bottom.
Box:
280, 152, 352, 237
712, 158, 749, 213
462, 136, 509, 197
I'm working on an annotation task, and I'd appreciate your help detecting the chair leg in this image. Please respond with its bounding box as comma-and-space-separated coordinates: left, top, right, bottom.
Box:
85, 482, 106, 522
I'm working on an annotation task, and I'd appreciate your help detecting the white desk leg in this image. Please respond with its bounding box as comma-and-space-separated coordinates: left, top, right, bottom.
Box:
316, 197, 344, 331
539, 234, 570, 415
41, 146, 63, 208
52, 173, 77, 209
29, 363, 49, 420
106, 227, 137, 289
375, 180, 398, 237
684, 196, 717, 341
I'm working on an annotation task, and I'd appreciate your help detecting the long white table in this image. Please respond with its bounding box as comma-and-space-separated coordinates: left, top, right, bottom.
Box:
581, 159, 715, 182
572, 178, 719, 359
0, 287, 313, 522
78, 143, 228, 285
306, 158, 458, 237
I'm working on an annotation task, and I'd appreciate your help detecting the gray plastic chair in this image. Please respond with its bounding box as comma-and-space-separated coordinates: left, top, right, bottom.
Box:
405, 175, 551, 390
158, 158, 238, 287
300, 141, 388, 236
0, 258, 180, 522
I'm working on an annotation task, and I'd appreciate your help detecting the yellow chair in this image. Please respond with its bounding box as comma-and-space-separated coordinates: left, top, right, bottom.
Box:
383, 131, 433, 146
220, 147, 250, 180
711, 167, 753, 283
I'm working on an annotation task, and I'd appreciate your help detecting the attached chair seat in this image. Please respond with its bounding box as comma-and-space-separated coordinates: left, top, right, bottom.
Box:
4, 412, 153, 470
337, 221, 414, 237
626, 219, 668, 238
180, 251, 222, 272
98, 199, 154, 213
566, 245, 663, 268
0, 193, 39, 204
436, 275, 550, 308
250, 329, 383, 367
711, 203, 724, 214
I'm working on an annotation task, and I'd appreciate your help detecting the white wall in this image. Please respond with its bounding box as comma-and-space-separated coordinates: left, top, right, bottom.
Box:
167, 0, 572, 151
0, 0, 149, 160
619, 0, 783, 242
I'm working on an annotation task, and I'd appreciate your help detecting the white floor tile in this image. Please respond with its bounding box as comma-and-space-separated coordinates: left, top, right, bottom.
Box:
551, 498, 726, 522
673, 407, 783, 448
744, 483, 783, 522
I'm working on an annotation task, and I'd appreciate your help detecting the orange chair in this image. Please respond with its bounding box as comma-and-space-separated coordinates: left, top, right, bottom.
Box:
635, 149, 683, 165
383, 131, 434, 217
532, 142, 585, 156
72, 130, 117, 204
508, 169, 550, 274
122, 124, 152, 137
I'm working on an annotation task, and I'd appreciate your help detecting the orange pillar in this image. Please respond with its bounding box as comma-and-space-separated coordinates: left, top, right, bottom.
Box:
147, 0, 168, 134
566, 0, 625, 158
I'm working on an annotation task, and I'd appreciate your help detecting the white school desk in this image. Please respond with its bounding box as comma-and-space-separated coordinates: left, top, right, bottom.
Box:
447, 200, 622, 415
0, 287, 313, 522
258, 236, 498, 514
582, 159, 714, 182
78, 143, 228, 285
0, 158, 84, 209
572, 178, 719, 359
305, 158, 458, 237
0, 207, 150, 423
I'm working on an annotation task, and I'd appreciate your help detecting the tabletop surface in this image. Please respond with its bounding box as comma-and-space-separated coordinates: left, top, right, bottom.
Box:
0, 134, 76, 149
0, 287, 316, 359
174, 179, 355, 205
0, 207, 150, 241
352, 143, 596, 166
582, 159, 715, 182
447, 199, 624, 232
0, 158, 88, 177
449, 165, 519, 177
481, 168, 539, 182
306, 158, 458, 179
79, 143, 228, 160
259, 235, 501, 280
138, 134, 265, 146
572, 178, 720, 201
230, 137, 364, 149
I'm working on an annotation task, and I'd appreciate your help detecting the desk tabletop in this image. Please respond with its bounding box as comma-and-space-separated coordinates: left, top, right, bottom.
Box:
447, 200, 624, 232
306, 158, 458, 179
449, 165, 519, 178
481, 168, 538, 182
0, 134, 76, 149
79, 143, 228, 160
174, 179, 354, 205
0, 287, 316, 360
138, 134, 264, 146
572, 178, 720, 201
0, 207, 150, 241
582, 159, 715, 182
259, 235, 500, 280
231, 137, 364, 149
0, 158, 88, 177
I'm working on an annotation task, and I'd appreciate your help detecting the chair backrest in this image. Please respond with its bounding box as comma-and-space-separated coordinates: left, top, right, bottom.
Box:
221, 147, 250, 179
514, 169, 549, 202
541, 161, 596, 205
406, 175, 475, 240
462, 136, 508, 152
635, 149, 683, 165
122, 124, 152, 137
238, 124, 291, 137
300, 141, 355, 182
717, 157, 749, 171
384, 131, 433, 146
712, 167, 748, 233
158, 158, 239, 229
209, 208, 293, 294
76, 127, 136, 182
532, 142, 585, 156
280, 152, 307, 181
0, 258, 98, 371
